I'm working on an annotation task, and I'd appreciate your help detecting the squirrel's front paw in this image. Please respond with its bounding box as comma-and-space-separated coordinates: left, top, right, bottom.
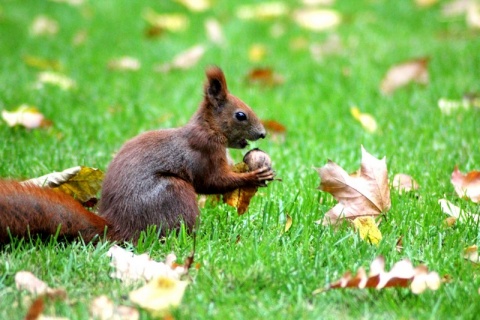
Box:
252, 166, 275, 186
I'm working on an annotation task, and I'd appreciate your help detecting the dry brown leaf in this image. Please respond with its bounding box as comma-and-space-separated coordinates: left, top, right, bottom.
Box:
154, 45, 205, 73
15, 271, 66, 299
261, 119, 287, 143
50, 166, 104, 203
292, 8, 341, 31
223, 162, 258, 215
392, 173, 420, 194
22, 166, 82, 188
350, 106, 378, 133
380, 57, 429, 95
451, 166, 480, 202
2, 105, 52, 129
107, 245, 189, 282
129, 276, 189, 317
316, 146, 391, 225
90, 295, 139, 320
438, 198, 479, 223
316, 256, 441, 294
24, 297, 45, 320
246, 68, 285, 86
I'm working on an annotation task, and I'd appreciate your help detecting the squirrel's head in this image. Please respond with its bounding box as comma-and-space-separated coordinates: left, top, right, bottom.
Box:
204, 66, 266, 149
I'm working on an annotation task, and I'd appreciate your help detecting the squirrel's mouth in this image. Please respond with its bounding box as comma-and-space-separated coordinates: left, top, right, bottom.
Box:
239, 139, 249, 148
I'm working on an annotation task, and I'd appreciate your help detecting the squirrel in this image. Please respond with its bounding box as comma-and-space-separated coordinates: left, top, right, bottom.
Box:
0, 66, 275, 244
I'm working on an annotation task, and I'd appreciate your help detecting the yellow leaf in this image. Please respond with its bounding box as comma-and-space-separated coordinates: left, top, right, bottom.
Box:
143, 9, 188, 32
350, 106, 378, 133
237, 2, 288, 20
1, 104, 51, 129
352, 216, 382, 245
53, 166, 104, 203
36, 71, 76, 90
284, 214, 293, 233
175, 0, 211, 12
464, 245, 480, 263
129, 276, 189, 317
249, 44, 267, 62
292, 8, 341, 32
23, 55, 63, 71
223, 163, 258, 215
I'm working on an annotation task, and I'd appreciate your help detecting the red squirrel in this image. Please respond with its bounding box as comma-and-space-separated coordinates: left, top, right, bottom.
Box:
0, 67, 274, 244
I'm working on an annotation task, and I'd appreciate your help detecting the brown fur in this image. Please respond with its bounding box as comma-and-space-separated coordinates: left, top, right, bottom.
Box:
0, 67, 274, 244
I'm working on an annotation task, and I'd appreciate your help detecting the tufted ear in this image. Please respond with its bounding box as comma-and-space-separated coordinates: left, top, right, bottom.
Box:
205, 66, 228, 107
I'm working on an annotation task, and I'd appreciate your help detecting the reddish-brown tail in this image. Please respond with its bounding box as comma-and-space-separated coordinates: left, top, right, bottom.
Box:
0, 180, 112, 244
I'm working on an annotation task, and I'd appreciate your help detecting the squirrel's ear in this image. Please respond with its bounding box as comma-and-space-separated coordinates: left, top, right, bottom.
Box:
205, 66, 228, 106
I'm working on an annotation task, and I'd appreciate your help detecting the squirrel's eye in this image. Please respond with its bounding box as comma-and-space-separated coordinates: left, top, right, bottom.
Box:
235, 112, 247, 121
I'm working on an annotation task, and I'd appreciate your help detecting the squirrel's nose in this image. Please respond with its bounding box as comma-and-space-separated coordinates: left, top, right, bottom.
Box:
258, 131, 266, 139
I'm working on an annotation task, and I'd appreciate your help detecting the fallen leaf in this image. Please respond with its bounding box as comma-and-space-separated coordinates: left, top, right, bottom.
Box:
463, 245, 480, 263
237, 2, 289, 20
36, 71, 76, 90
52, 166, 104, 203
261, 119, 287, 143
315, 256, 440, 294
2, 104, 52, 129
205, 18, 225, 46
443, 216, 457, 227
175, 0, 211, 12
466, 0, 480, 28
22, 166, 82, 188
30, 15, 58, 36
392, 173, 420, 194
90, 295, 139, 320
352, 216, 382, 245
23, 55, 63, 71
442, 0, 472, 17
143, 9, 188, 32
108, 56, 141, 71
438, 198, 479, 223
24, 298, 45, 320
380, 57, 429, 95
316, 146, 391, 225
292, 8, 341, 32
451, 166, 480, 202
350, 106, 378, 133
107, 245, 189, 282
154, 45, 205, 73
223, 162, 258, 215
284, 214, 293, 233
49, 0, 84, 5
15, 271, 66, 299
248, 44, 268, 62
246, 68, 284, 86
310, 34, 343, 61
129, 276, 189, 317
72, 29, 88, 46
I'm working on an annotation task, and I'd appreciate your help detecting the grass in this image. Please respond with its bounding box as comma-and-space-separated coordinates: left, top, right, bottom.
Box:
1, 0, 480, 319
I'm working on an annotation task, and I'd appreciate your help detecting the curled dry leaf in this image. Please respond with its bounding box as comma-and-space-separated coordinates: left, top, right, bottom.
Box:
129, 276, 189, 317
90, 295, 139, 320
392, 173, 419, 194
237, 2, 289, 20
350, 107, 378, 133
52, 166, 104, 203
380, 57, 429, 95
15, 271, 66, 299
223, 162, 257, 215
143, 9, 188, 32
292, 8, 341, 32
316, 256, 441, 294
316, 146, 391, 225
438, 198, 479, 223
30, 15, 58, 36
108, 56, 141, 71
246, 68, 285, 86
451, 166, 480, 202
36, 71, 76, 90
107, 245, 188, 282
154, 45, 205, 73
22, 166, 82, 188
2, 104, 52, 129
352, 216, 382, 245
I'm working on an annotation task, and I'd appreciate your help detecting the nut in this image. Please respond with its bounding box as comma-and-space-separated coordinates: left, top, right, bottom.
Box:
243, 148, 272, 171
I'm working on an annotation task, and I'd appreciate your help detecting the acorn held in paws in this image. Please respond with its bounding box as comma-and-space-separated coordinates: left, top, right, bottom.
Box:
243, 148, 272, 171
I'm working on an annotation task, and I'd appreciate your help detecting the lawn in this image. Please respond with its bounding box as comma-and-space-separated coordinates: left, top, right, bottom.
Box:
1, 0, 480, 319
